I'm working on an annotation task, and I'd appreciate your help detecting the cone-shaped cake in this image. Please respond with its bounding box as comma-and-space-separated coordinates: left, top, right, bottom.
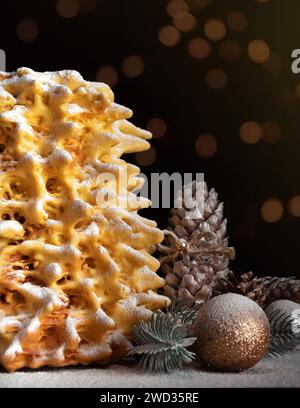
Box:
0, 67, 168, 371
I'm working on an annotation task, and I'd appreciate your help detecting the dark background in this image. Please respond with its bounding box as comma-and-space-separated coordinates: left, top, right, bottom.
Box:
1, 0, 300, 278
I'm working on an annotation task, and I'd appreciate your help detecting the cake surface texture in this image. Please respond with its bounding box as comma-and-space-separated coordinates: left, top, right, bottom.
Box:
0, 67, 168, 371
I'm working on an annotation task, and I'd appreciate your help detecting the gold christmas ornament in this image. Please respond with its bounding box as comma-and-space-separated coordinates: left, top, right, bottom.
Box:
193, 293, 270, 372
0, 68, 169, 371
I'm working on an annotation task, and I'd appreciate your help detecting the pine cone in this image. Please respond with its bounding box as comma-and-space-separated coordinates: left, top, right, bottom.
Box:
237, 272, 300, 306
216, 272, 300, 307
158, 181, 235, 303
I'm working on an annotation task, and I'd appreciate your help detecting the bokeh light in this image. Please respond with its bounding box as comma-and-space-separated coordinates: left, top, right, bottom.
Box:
219, 40, 240, 61
288, 196, 300, 217
147, 118, 167, 139
261, 198, 284, 223
248, 39, 270, 64
56, 0, 80, 18
173, 12, 197, 32
262, 122, 281, 143
195, 134, 218, 158
166, 0, 189, 18
227, 11, 248, 31
135, 146, 157, 166
16, 18, 39, 43
204, 18, 226, 41
240, 122, 263, 144
158, 25, 181, 46
188, 38, 211, 59
206, 69, 228, 89
187, 0, 212, 11
96, 66, 118, 88
121, 55, 144, 78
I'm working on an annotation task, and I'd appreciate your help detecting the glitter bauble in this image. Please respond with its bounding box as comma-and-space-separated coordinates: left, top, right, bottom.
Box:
193, 293, 270, 372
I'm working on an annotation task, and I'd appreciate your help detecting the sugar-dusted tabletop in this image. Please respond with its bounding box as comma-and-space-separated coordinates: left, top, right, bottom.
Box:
0, 351, 300, 388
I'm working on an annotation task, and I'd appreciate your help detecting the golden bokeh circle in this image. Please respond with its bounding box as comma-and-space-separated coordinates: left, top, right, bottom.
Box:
147, 118, 167, 139
240, 122, 263, 144
121, 55, 144, 78
261, 198, 284, 223
206, 69, 228, 90
204, 18, 226, 41
173, 12, 197, 32
16, 18, 39, 43
195, 134, 218, 158
262, 122, 281, 143
219, 40, 241, 61
189, 0, 212, 11
248, 40, 270, 64
188, 38, 211, 59
166, 0, 189, 18
227, 11, 248, 31
288, 196, 300, 217
56, 0, 80, 18
96, 66, 118, 88
158, 25, 181, 46
135, 146, 157, 166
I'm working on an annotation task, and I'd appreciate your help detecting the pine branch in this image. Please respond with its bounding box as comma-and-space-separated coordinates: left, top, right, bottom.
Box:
165, 299, 203, 325
128, 310, 197, 374
267, 309, 300, 357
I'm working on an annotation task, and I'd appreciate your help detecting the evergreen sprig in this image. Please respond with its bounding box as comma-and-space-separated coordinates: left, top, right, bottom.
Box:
267, 309, 300, 357
128, 301, 200, 374
165, 299, 203, 325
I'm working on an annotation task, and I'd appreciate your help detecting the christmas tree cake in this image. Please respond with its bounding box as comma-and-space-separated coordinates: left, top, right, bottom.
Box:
0, 67, 168, 371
